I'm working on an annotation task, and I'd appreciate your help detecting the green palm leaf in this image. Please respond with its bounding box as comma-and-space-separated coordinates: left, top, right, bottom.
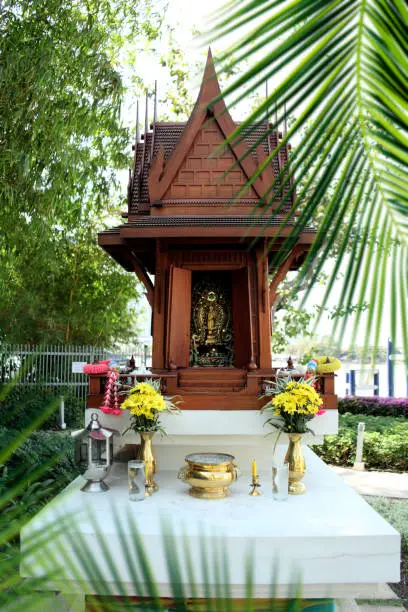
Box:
209, 0, 408, 363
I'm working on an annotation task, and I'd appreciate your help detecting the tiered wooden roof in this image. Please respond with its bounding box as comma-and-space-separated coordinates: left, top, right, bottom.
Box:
99, 49, 315, 274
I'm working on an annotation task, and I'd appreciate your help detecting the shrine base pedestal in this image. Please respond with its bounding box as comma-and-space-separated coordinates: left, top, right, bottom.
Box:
21, 448, 400, 611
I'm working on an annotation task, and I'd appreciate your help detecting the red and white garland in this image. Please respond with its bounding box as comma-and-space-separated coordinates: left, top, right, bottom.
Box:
100, 368, 122, 415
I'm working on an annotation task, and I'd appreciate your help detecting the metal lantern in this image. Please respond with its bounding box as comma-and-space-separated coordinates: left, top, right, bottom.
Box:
71, 412, 119, 492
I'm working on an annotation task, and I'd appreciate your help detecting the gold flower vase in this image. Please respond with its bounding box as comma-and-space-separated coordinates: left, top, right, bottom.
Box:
138, 432, 158, 495
284, 433, 306, 495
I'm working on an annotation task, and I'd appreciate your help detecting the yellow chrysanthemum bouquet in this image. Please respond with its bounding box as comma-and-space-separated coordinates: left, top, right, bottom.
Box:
121, 379, 180, 434
261, 377, 325, 435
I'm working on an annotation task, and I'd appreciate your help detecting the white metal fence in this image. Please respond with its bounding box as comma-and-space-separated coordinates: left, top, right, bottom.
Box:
0, 343, 152, 402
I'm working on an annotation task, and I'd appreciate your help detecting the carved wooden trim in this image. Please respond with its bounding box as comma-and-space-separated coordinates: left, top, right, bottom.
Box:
148, 49, 270, 201
170, 250, 247, 269
269, 245, 307, 305
130, 251, 154, 308
247, 259, 259, 369
85, 371, 337, 410
149, 144, 165, 185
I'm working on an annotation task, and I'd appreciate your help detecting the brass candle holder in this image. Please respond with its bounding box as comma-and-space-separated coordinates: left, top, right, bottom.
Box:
249, 474, 262, 496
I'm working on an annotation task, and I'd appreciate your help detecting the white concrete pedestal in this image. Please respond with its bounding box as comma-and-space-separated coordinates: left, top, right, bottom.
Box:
21, 447, 400, 611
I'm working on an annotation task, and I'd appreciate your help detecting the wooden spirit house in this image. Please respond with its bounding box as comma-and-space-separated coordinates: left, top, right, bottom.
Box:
98, 50, 336, 411
24, 53, 400, 608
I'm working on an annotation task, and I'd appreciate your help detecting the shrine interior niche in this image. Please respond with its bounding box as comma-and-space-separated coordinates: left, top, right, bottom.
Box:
98, 49, 338, 411
190, 271, 234, 368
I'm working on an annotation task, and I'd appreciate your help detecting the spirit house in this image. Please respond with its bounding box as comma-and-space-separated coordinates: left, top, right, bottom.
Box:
22, 51, 399, 612
98, 50, 336, 411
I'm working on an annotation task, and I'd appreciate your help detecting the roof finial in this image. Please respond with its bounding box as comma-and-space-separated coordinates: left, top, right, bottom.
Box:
144, 90, 149, 136
135, 100, 140, 144
265, 80, 269, 119
274, 102, 281, 172
140, 91, 149, 181
198, 46, 221, 109
265, 80, 271, 154
153, 80, 157, 125
151, 81, 157, 160
283, 102, 288, 138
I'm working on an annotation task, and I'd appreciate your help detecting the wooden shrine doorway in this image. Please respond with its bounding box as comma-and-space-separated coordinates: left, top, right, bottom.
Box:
166, 266, 253, 371
190, 271, 234, 367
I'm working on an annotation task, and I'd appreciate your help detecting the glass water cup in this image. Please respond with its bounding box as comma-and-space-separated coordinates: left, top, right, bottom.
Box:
272, 463, 289, 501
128, 460, 146, 501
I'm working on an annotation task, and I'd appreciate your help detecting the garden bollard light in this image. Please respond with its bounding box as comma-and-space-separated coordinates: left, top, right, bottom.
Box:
60, 396, 66, 430
353, 422, 365, 471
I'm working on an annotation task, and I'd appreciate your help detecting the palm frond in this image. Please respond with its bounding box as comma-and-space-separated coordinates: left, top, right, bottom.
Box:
210, 0, 408, 362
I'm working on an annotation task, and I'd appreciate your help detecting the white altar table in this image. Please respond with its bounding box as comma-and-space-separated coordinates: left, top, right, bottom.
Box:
21, 447, 400, 610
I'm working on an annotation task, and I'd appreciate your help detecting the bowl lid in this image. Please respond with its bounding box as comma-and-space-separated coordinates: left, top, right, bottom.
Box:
185, 452, 235, 466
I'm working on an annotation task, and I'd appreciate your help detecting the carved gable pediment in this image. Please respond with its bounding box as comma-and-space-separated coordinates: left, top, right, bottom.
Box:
163, 118, 258, 200
148, 49, 274, 203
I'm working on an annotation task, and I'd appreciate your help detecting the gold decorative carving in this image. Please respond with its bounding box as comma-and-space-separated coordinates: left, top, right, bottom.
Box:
190, 272, 233, 367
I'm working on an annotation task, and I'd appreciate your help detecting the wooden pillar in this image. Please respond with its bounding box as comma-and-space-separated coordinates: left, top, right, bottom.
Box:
247, 257, 259, 369
256, 241, 272, 369
152, 240, 167, 369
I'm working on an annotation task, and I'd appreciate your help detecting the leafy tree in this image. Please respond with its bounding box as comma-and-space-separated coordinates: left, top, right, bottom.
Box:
0, 0, 163, 344
1, 220, 141, 345
212, 0, 408, 363
159, 27, 196, 119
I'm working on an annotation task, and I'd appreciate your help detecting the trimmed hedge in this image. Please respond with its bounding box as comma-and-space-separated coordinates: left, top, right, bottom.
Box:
0, 384, 83, 431
313, 413, 408, 471
338, 396, 408, 418
0, 428, 81, 541
0, 428, 80, 489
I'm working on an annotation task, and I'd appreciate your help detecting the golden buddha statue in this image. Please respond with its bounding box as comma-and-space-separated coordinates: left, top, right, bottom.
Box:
190, 275, 233, 366
205, 302, 217, 345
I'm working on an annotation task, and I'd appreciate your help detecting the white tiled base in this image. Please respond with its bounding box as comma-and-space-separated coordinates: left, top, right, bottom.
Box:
21, 447, 400, 601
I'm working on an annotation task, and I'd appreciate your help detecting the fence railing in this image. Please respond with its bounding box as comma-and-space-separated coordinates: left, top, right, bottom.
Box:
0, 343, 152, 403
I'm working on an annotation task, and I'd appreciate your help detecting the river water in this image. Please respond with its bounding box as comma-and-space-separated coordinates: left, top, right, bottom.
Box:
273, 358, 407, 398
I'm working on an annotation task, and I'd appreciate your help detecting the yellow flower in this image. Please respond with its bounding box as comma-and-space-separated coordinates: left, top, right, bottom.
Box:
130, 381, 157, 395
269, 381, 322, 417
121, 383, 167, 421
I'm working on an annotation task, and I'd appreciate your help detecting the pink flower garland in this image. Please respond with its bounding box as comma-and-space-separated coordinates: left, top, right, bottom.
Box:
100, 368, 122, 415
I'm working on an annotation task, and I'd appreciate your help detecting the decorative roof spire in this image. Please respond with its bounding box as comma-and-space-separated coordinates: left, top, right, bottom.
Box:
144, 90, 149, 135
151, 80, 157, 160
148, 48, 272, 201
135, 99, 140, 144
140, 91, 149, 181
197, 47, 222, 109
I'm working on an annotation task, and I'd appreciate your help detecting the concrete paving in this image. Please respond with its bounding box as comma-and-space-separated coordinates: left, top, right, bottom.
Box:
357, 605, 406, 612
338, 600, 405, 612
331, 466, 408, 499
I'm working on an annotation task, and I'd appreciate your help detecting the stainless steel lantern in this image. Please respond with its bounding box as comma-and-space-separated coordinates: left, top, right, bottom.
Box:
71, 412, 119, 492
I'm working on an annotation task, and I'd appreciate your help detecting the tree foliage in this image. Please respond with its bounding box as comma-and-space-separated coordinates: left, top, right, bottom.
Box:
0, 0, 163, 344
211, 0, 408, 362
1, 220, 142, 344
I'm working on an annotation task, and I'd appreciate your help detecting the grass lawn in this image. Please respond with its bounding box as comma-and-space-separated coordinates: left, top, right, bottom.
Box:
365, 496, 408, 605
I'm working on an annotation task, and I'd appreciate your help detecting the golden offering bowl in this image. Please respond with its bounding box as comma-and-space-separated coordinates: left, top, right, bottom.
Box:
178, 452, 240, 499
